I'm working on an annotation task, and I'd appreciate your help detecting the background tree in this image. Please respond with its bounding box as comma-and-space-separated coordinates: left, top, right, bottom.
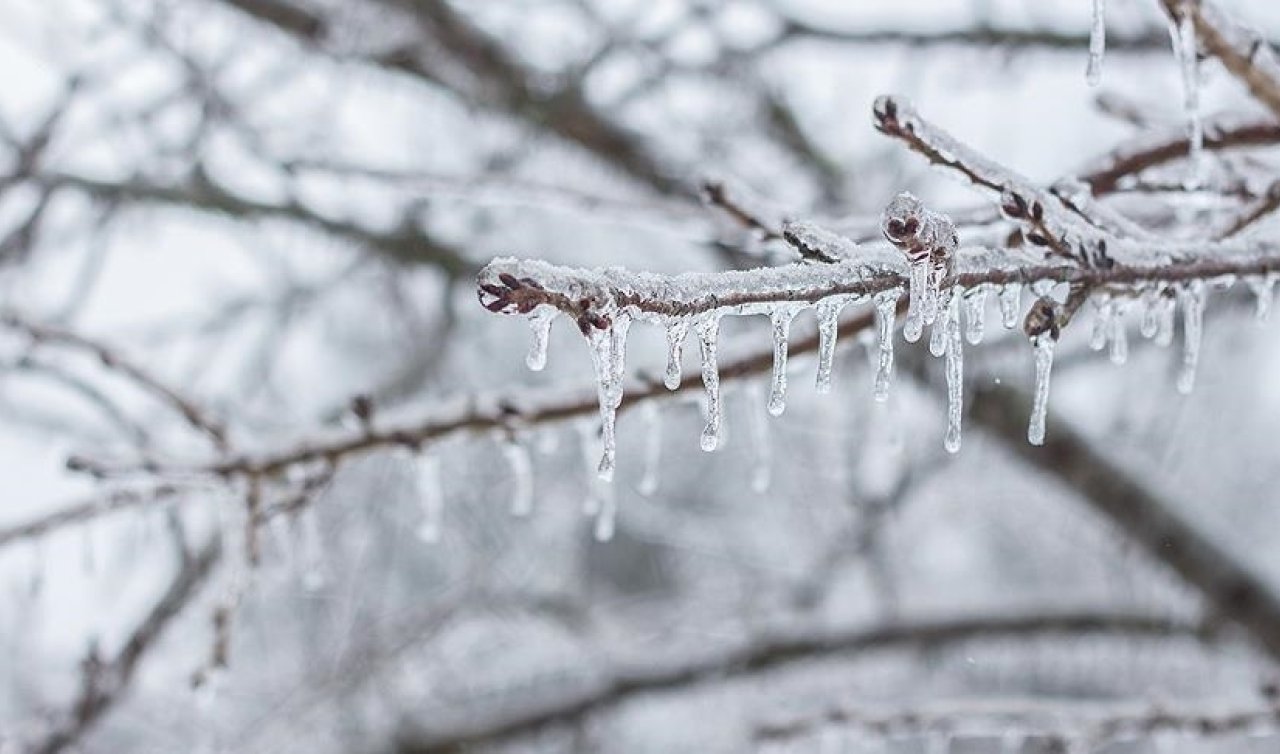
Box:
2, 0, 1280, 752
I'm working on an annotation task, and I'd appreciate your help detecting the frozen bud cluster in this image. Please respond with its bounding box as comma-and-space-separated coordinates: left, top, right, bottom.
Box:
881, 192, 957, 343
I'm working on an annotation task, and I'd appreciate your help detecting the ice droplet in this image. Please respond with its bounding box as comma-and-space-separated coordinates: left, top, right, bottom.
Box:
944, 293, 964, 453
768, 305, 802, 415
637, 401, 662, 497
815, 298, 844, 394
963, 285, 987, 345
415, 452, 444, 543
502, 438, 534, 515
696, 314, 723, 451
1087, 0, 1107, 86
999, 282, 1022, 329
873, 290, 899, 402
1176, 280, 1206, 394
525, 307, 556, 371
1028, 334, 1057, 446
664, 318, 689, 390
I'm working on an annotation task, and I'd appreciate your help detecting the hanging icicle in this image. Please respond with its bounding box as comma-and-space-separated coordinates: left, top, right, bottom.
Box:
637, 401, 663, 497
963, 284, 988, 345
1108, 301, 1129, 365
1087, 0, 1107, 86
999, 283, 1022, 329
815, 298, 844, 394
1170, 1, 1204, 178
1028, 334, 1057, 446
664, 317, 689, 390
696, 313, 723, 451
525, 307, 556, 371
1176, 280, 1207, 394
502, 437, 534, 516
415, 451, 444, 543
873, 290, 899, 402
586, 311, 633, 481
768, 305, 802, 416
1248, 274, 1277, 322
944, 292, 964, 453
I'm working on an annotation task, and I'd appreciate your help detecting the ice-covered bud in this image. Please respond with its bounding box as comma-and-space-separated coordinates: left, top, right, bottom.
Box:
871, 95, 903, 133
881, 192, 928, 260
1023, 296, 1060, 341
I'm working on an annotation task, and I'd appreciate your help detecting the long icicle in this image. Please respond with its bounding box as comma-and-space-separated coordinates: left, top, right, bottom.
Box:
815, 299, 842, 394
1028, 334, 1057, 446
1176, 280, 1206, 394
873, 290, 899, 402
697, 313, 723, 452
944, 291, 964, 453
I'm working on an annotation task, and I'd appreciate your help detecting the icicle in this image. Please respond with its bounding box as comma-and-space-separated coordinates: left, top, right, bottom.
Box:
594, 481, 617, 542
1140, 286, 1161, 338
637, 401, 662, 497
963, 285, 987, 345
904, 260, 930, 342
1176, 280, 1206, 394
747, 383, 772, 493
1028, 334, 1057, 446
1155, 291, 1177, 347
815, 299, 842, 394
299, 507, 326, 591
696, 314, 723, 451
1108, 301, 1129, 365
1087, 0, 1107, 85
587, 312, 632, 481
502, 438, 534, 515
999, 283, 1022, 329
1248, 274, 1276, 322
1089, 296, 1111, 351
525, 307, 556, 371
929, 288, 953, 358
1171, 3, 1204, 177
664, 318, 689, 390
415, 452, 444, 543
944, 293, 964, 453
767, 306, 800, 415
873, 290, 898, 402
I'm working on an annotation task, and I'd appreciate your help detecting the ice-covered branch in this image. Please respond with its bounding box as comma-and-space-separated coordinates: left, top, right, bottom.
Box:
756, 695, 1280, 749
393, 610, 1211, 754
968, 379, 1280, 662
2, 311, 231, 451
28, 535, 221, 754
0, 484, 192, 549
1162, 0, 1280, 121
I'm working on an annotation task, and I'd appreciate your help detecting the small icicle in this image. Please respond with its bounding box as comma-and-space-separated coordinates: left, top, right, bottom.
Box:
637, 401, 662, 497
873, 290, 899, 402
815, 298, 842, 394
1089, 296, 1111, 351
1140, 286, 1162, 338
594, 481, 617, 542
415, 452, 444, 543
747, 383, 772, 493
1108, 301, 1129, 365
1028, 334, 1057, 446
1156, 291, 1177, 347
502, 438, 534, 515
696, 314, 723, 451
587, 312, 632, 481
664, 318, 689, 390
1248, 274, 1276, 322
944, 293, 964, 453
929, 288, 953, 358
525, 308, 556, 371
1087, 0, 1107, 86
1171, 3, 1204, 176
963, 285, 987, 345
904, 259, 930, 343
999, 283, 1022, 329
1176, 280, 1206, 394
767, 306, 800, 415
